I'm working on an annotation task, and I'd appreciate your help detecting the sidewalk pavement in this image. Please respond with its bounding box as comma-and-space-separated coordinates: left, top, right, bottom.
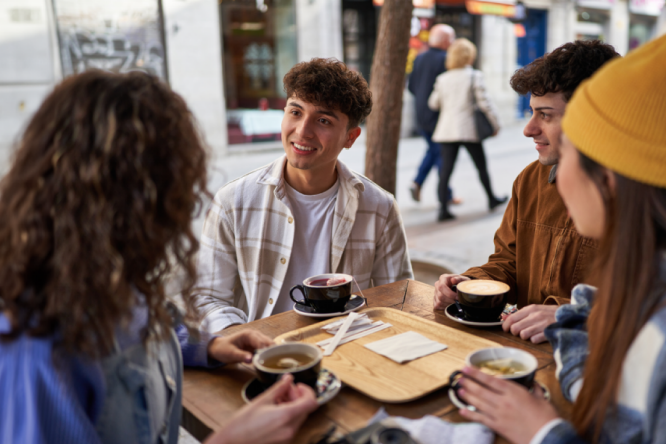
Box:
201, 119, 536, 284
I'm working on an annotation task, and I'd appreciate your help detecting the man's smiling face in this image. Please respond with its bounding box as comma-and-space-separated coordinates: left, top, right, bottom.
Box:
281, 97, 359, 174
523, 92, 568, 166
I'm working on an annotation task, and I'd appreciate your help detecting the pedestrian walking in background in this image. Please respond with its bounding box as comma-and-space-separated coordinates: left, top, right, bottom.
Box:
407, 24, 460, 206
428, 38, 506, 221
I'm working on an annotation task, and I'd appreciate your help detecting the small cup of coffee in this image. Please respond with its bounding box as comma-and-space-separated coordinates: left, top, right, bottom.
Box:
449, 347, 538, 402
290, 273, 353, 313
253, 342, 322, 391
452, 279, 510, 322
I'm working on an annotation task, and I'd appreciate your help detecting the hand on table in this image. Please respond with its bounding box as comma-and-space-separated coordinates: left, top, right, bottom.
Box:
205, 374, 318, 444
207, 330, 274, 364
434, 274, 470, 310
502, 305, 557, 344
457, 366, 559, 444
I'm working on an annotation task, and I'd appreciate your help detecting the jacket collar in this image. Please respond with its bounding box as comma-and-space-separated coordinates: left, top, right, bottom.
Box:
256, 155, 365, 273
256, 155, 365, 196
548, 164, 558, 184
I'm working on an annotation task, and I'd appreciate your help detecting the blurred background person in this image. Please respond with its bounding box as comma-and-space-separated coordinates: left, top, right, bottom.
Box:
0, 70, 317, 444
407, 24, 461, 207
428, 38, 506, 222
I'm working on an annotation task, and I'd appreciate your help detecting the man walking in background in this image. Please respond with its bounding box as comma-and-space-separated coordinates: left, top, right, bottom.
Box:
408, 24, 460, 205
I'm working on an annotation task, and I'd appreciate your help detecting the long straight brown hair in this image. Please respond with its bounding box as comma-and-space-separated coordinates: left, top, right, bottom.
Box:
572, 153, 666, 441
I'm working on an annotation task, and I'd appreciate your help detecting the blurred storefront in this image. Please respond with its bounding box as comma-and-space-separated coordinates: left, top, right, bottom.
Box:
2, 0, 665, 156
628, 0, 664, 48
342, 0, 378, 83
574, 0, 612, 41
219, 0, 297, 145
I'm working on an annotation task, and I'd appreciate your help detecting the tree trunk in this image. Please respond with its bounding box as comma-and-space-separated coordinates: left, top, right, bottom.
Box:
364, 0, 413, 195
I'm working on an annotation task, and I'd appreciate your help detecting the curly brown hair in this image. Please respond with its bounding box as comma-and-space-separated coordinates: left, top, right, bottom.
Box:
510, 40, 619, 101
0, 70, 208, 357
283, 58, 373, 128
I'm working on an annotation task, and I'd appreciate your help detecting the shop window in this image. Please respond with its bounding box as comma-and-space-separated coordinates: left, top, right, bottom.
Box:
629, 15, 655, 50
220, 0, 297, 145
52, 0, 168, 80
575, 9, 609, 41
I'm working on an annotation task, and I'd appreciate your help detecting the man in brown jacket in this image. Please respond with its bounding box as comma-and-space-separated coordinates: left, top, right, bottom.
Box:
433, 40, 619, 343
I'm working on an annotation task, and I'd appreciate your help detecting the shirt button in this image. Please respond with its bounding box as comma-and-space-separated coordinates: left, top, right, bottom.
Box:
280, 257, 286, 264
288, 216, 293, 224
269, 298, 274, 304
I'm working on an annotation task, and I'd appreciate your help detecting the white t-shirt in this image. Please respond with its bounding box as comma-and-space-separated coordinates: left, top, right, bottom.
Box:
274, 179, 340, 314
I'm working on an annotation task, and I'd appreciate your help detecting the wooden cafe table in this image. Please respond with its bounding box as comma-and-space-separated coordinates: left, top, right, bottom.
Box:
182, 280, 572, 443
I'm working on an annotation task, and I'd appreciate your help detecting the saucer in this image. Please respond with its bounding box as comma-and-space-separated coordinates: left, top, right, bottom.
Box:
241, 368, 342, 406
444, 304, 503, 327
293, 295, 365, 318
448, 380, 551, 411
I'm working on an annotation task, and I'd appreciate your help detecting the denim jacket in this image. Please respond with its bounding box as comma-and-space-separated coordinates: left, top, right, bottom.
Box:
538, 280, 666, 444
0, 307, 218, 444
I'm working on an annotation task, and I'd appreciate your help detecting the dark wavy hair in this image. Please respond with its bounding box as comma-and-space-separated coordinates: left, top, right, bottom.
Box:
510, 40, 619, 101
0, 70, 208, 357
283, 58, 373, 128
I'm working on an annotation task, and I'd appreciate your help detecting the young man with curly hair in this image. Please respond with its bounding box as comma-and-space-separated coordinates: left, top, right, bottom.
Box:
197, 58, 413, 332
434, 40, 619, 343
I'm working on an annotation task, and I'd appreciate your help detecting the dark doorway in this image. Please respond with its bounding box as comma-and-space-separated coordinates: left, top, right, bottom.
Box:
516, 8, 547, 117
342, 0, 378, 83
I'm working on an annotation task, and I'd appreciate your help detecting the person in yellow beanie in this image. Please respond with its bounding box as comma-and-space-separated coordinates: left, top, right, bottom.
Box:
450, 34, 666, 444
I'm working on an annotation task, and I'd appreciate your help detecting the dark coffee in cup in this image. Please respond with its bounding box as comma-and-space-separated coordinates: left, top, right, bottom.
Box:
452, 280, 510, 322
253, 343, 322, 391
290, 273, 353, 313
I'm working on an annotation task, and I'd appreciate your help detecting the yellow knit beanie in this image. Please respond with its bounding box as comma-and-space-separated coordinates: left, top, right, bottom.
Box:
562, 34, 666, 188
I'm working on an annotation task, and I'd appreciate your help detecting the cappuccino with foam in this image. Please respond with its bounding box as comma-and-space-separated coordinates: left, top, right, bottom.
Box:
454, 279, 510, 322
457, 280, 510, 296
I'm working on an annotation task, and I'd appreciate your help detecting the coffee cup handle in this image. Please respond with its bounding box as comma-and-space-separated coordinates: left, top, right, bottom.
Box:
448, 370, 474, 410
450, 285, 465, 316
290, 285, 307, 306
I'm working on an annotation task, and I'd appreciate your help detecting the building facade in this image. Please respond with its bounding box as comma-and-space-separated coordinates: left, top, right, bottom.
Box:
1, 0, 664, 160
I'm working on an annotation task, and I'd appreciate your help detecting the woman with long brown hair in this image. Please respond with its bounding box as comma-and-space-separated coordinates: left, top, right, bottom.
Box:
0, 70, 317, 444
450, 35, 666, 443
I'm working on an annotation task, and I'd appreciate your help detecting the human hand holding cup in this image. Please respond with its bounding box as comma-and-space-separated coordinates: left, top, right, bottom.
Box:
449, 347, 538, 409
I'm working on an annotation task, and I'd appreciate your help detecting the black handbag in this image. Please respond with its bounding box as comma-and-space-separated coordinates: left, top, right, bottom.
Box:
470, 71, 495, 141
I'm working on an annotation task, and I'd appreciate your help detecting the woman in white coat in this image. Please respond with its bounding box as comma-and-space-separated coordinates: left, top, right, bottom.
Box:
428, 38, 506, 221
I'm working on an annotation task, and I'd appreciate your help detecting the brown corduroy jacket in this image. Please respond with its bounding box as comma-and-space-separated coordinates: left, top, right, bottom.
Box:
463, 161, 597, 307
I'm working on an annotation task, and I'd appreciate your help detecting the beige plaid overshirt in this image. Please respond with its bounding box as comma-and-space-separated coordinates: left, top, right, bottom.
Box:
195, 156, 413, 332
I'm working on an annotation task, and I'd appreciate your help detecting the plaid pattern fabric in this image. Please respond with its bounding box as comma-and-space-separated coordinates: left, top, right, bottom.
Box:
195, 156, 413, 332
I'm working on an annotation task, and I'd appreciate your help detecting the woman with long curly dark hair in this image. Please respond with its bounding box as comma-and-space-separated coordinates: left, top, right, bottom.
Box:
0, 70, 317, 444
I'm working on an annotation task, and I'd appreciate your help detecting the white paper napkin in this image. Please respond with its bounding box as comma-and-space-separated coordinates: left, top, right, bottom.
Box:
364, 331, 447, 364
370, 408, 494, 444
